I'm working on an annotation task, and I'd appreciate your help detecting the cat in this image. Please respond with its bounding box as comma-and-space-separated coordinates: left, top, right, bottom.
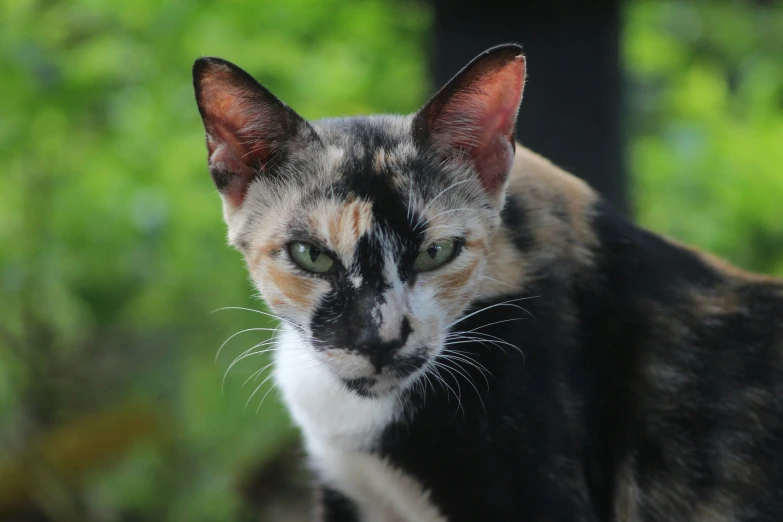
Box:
192, 44, 783, 521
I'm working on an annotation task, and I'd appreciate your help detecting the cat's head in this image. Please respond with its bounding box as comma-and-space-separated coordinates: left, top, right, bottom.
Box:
193, 45, 525, 397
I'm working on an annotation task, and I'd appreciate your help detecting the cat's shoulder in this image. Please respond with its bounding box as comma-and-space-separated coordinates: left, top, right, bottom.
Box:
503, 143, 783, 318
507, 144, 596, 209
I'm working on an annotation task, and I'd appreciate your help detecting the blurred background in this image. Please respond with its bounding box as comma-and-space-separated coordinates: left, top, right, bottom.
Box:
1, 0, 782, 520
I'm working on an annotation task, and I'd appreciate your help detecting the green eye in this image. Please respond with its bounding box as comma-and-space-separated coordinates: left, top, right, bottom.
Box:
414, 239, 460, 272
289, 242, 335, 274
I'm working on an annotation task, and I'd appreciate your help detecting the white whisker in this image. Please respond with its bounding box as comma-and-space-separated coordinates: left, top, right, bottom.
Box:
225, 341, 312, 386
426, 207, 481, 222
480, 275, 518, 289
245, 354, 317, 414
211, 306, 306, 333
441, 351, 492, 389
431, 361, 464, 417
415, 178, 475, 230
444, 296, 539, 330
464, 317, 526, 332
215, 327, 280, 363
436, 357, 486, 411
241, 359, 277, 389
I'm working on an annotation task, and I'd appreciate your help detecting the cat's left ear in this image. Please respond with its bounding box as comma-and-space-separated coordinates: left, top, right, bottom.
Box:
193, 57, 315, 211
413, 44, 526, 207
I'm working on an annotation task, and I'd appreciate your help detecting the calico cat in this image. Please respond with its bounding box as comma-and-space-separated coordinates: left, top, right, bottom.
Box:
192, 44, 783, 521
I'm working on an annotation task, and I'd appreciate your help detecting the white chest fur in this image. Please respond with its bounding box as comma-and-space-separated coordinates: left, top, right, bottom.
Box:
274, 326, 447, 522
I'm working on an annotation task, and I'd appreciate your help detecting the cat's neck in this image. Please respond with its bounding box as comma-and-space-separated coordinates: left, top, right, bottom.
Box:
274, 324, 402, 451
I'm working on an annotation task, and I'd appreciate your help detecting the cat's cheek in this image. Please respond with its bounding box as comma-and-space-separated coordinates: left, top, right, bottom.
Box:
405, 313, 442, 358
250, 262, 330, 322
406, 286, 454, 357
425, 257, 482, 313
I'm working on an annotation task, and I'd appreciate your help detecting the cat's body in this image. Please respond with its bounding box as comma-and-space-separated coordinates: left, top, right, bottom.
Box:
192, 45, 783, 521
279, 145, 783, 522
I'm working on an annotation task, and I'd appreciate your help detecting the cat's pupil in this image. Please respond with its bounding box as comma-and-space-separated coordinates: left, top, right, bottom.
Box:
309, 247, 321, 263
427, 245, 439, 259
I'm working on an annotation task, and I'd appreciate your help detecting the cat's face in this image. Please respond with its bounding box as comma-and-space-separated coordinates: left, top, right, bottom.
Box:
227, 118, 500, 396
193, 45, 525, 396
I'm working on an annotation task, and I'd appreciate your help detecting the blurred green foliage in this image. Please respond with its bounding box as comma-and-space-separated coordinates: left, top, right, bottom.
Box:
0, 0, 781, 520
626, 1, 783, 275
0, 0, 429, 520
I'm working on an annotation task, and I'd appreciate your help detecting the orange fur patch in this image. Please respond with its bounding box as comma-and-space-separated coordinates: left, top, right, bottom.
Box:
434, 258, 480, 301
266, 263, 316, 306
323, 199, 374, 255
478, 227, 529, 299
249, 241, 284, 269
464, 238, 488, 251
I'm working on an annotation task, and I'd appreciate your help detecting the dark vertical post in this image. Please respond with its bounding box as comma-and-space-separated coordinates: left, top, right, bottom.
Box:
431, 0, 628, 215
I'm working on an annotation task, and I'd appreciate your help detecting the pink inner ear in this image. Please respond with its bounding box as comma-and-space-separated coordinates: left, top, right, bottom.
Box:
474, 61, 526, 146
431, 56, 525, 196
206, 126, 257, 208
198, 70, 277, 207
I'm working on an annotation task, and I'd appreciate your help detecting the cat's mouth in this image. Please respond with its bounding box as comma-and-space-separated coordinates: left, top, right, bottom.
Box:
328, 350, 429, 397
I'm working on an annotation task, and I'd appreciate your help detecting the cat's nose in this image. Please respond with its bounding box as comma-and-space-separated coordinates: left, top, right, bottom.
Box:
356, 317, 412, 373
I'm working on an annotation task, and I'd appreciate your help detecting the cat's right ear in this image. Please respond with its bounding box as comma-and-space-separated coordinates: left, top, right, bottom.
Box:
192, 57, 314, 210
413, 45, 525, 208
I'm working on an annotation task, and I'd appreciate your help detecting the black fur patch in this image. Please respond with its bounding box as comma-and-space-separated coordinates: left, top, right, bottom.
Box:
341, 377, 377, 396
501, 194, 535, 251
315, 485, 360, 522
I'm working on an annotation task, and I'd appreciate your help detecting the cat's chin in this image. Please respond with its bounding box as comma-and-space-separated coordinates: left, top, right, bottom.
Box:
340, 376, 400, 398
338, 372, 421, 398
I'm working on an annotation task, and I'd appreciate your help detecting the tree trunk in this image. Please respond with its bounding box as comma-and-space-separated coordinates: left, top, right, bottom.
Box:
430, 0, 629, 215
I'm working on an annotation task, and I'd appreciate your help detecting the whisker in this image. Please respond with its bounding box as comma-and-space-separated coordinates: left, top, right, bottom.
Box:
431, 361, 464, 417
392, 390, 407, 418
223, 340, 278, 390
211, 306, 307, 333
417, 365, 438, 404
256, 359, 323, 414
421, 179, 474, 215
436, 357, 486, 412
441, 351, 492, 384
444, 296, 539, 330
444, 330, 526, 360
444, 335, 525, 360
257, 379, 280, 413
245, 355, 316, 414
215, 327, 280, 363
480, 275, 518, 289
225, 341, 312, 391
415, 179, 475, 231
426, 207, 482, 222
422, 361, 456, 408
415, 372, 427, 404
247, 370, 278, 413
241, 359, 277, 389
419, 224, 465, 235
449, 329, 522, 350
463, 317, 526, 333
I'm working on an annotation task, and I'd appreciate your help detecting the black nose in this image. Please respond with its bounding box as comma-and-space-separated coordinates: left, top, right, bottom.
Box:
356, 317, 412, 373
